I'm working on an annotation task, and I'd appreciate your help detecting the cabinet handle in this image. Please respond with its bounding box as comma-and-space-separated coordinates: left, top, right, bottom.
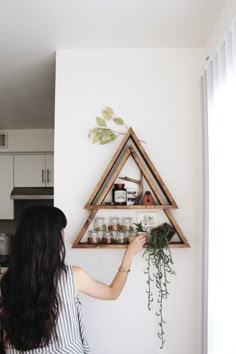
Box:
42, 169, 45, 184
47, 169, 49, 183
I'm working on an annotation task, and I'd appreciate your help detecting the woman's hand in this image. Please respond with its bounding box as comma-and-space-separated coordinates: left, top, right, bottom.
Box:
126, 233, 147, 256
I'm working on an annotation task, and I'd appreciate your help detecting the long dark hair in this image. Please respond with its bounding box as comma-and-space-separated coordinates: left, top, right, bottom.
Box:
0, 205, 67, 350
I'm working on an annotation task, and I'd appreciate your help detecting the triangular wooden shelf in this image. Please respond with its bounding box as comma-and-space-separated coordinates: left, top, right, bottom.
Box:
84, 128, 177, 209
73, 128, 190, 248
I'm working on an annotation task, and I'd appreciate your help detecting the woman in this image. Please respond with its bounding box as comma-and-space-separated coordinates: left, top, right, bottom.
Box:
0, 206, 146, 353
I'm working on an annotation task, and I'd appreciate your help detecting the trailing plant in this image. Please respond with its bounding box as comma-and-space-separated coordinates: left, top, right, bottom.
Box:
88, 106, 128, 144
143, 223, 176, 349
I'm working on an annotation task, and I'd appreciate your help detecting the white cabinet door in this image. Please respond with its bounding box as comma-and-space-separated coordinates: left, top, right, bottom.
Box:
14, 154, 46, 187
45, 154, 54, 187
14, 154, 54, 187
0, 155, 14, 219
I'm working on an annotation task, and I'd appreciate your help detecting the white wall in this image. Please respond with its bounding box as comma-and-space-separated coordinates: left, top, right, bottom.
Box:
54, 48, 204, 354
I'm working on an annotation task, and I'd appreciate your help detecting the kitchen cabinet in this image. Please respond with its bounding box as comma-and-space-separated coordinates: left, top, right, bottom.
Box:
0, 155, 14, 219
14, 153, 54, 187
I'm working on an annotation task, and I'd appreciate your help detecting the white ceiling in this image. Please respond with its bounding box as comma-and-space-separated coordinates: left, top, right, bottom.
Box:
0, 0, 227, 129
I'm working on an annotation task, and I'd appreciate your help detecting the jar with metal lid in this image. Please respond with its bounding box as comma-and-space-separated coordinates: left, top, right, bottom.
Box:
112, 183, 127, 205
121, 217, 133, 231
102, 231, 112, 244
87, 231, 100, 244
108, 217, 121, 231
94, 217, 106, 231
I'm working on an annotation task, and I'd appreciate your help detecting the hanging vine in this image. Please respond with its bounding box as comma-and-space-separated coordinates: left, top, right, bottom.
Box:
142, 223, 176, 349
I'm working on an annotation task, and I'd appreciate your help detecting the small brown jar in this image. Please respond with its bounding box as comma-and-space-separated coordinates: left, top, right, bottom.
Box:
112, 184, 127, 205
108, 217, 121, 231
102, 232, 112, 244
88, 231, 100, 244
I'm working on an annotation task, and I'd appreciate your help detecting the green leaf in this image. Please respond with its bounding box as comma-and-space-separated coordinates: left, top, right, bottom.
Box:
100, 132, 116, 144
96, 117, 107, 127
104, 106, 114, 115
101, 110, 111, 120
91, 127, 98, 134
133, 222, 144, 232
96, 128, 112, 135
92, 133, 101, 144
113, 117, 124, 125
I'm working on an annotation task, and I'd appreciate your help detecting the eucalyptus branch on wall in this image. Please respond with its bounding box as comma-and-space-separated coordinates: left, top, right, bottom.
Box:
88, 106, 128, 144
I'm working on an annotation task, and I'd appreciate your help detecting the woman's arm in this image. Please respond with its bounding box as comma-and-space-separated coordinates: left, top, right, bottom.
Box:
72, 233, 147, 300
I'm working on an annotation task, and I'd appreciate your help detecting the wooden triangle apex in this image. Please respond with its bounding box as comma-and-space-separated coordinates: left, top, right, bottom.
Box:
84, 127, 177, 209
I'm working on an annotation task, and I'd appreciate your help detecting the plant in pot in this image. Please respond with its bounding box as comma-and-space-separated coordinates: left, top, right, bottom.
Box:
133, 221, 144, 233
134, 221, 176, 349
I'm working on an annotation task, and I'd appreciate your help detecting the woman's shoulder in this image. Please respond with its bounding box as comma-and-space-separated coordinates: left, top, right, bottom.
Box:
71, 265, 84, 280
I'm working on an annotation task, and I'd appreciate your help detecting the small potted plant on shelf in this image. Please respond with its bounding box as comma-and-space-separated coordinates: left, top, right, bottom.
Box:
134, 221, 176, 349
133, 221, 144, 233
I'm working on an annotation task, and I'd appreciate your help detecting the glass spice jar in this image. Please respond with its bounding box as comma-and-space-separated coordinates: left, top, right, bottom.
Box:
123, 231, 130, 244
87, 231, 100, 244
94, 217, 106, 231
102, 231, 112, 244
112, 183, 127, 205
116, 231, 125, 244
110, 231, 118, 243
108, 217, 121, 231
128, 231, 137, 244
97, 231, 104, 242
121, 217, 133, 231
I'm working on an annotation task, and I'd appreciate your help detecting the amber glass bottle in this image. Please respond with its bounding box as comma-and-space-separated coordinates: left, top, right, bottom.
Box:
112, 183, 127, 205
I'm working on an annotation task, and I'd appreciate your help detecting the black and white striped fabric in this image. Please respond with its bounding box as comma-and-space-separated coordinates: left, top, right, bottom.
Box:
7, 266, 91, 354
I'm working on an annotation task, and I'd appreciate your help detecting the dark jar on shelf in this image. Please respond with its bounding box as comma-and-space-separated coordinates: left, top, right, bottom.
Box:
112, 183, 127, 205
108, 217, 121, 231
102, 232, 112, 244
87, 231, 100, 244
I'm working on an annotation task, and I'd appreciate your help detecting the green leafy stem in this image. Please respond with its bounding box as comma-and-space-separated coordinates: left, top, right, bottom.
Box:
88, 106, 128, 145
88, 106, 146, 145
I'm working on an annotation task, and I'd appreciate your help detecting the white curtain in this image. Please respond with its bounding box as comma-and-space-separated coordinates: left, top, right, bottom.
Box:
202, 15, 236, 354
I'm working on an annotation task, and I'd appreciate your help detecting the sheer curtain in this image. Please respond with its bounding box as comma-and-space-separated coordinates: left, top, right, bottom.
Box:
202, 15, 236, 354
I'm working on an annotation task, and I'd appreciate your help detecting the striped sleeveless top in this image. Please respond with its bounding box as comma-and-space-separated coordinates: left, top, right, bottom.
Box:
6, 266, 91, 354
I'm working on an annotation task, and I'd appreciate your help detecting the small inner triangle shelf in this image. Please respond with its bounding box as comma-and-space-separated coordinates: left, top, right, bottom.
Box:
73, 127, 190, 249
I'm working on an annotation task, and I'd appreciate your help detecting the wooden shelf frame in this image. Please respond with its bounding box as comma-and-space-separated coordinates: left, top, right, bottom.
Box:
85, 205, 174, 210
76, 242, 190, 249
84, 128, 178, 209
72, 127, 190, 249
